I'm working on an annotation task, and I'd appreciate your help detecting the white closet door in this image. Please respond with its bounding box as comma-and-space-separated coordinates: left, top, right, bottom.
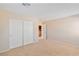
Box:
9, 20, 34, 49
24, 21, 34, 45
9, 20, 23, 49
17, 20, 23, 47
9, 20, 18, 49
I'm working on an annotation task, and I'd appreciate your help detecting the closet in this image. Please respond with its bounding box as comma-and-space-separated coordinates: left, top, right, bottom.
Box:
9, 20, 34, 49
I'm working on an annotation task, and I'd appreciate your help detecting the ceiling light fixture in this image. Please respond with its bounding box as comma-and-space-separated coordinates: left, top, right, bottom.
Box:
22, 3, 31, 6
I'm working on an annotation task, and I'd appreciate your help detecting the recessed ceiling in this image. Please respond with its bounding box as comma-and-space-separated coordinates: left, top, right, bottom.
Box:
0, 3, 79, 21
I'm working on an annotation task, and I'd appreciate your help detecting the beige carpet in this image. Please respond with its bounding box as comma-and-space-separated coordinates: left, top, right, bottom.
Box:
0, 39, 79, 56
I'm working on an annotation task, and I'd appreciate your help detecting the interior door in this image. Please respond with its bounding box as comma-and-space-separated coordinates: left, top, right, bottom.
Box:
9, 20, 18, 49
9, 20, 23, 49
24, 21, 34, 45
17, 20, 23, 47
43, 24, 47, 40
9, 20, 34, 49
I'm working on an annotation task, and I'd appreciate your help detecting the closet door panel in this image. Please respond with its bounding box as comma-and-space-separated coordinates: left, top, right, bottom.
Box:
17, 20, 23, 47
9, 20, 23, 49
9, 20, 18, 49
24, 21, 34, 45
9, 20, 34, 49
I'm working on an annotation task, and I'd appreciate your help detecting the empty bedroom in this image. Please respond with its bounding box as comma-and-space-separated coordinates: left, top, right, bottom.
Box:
0, 3, 79, 56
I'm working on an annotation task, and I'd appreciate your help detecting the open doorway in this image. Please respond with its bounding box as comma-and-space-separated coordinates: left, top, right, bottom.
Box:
38, 25, 42, 37
38, 24, 47, 40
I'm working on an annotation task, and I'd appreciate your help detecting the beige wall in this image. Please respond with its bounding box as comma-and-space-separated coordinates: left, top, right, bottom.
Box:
0, 10, 10, 51
0, 9, 40, 52
44, 15, 79, 45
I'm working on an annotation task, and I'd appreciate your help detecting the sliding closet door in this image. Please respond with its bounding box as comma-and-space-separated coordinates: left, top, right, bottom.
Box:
17, 20, 23, 47
9, 20, 34, 49
24, 21, 34, 45
9, 20, 18, 49
9, 20, 23, 49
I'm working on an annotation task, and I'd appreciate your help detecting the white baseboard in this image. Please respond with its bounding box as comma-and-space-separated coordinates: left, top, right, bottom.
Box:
0, 49, 10, 53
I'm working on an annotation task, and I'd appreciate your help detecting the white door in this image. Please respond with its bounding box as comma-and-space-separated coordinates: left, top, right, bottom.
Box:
43, 24, 47, 40
9, 20, 34, 49
9, 20, 23, 49
17, 20, 23, 47
24, 21, 34, 45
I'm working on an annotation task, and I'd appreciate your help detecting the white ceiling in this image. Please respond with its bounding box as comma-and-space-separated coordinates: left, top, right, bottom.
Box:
0, 3, 79, 21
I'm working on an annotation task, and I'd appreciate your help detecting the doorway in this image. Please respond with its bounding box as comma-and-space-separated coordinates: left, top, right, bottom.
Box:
38, 24, 47, 40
